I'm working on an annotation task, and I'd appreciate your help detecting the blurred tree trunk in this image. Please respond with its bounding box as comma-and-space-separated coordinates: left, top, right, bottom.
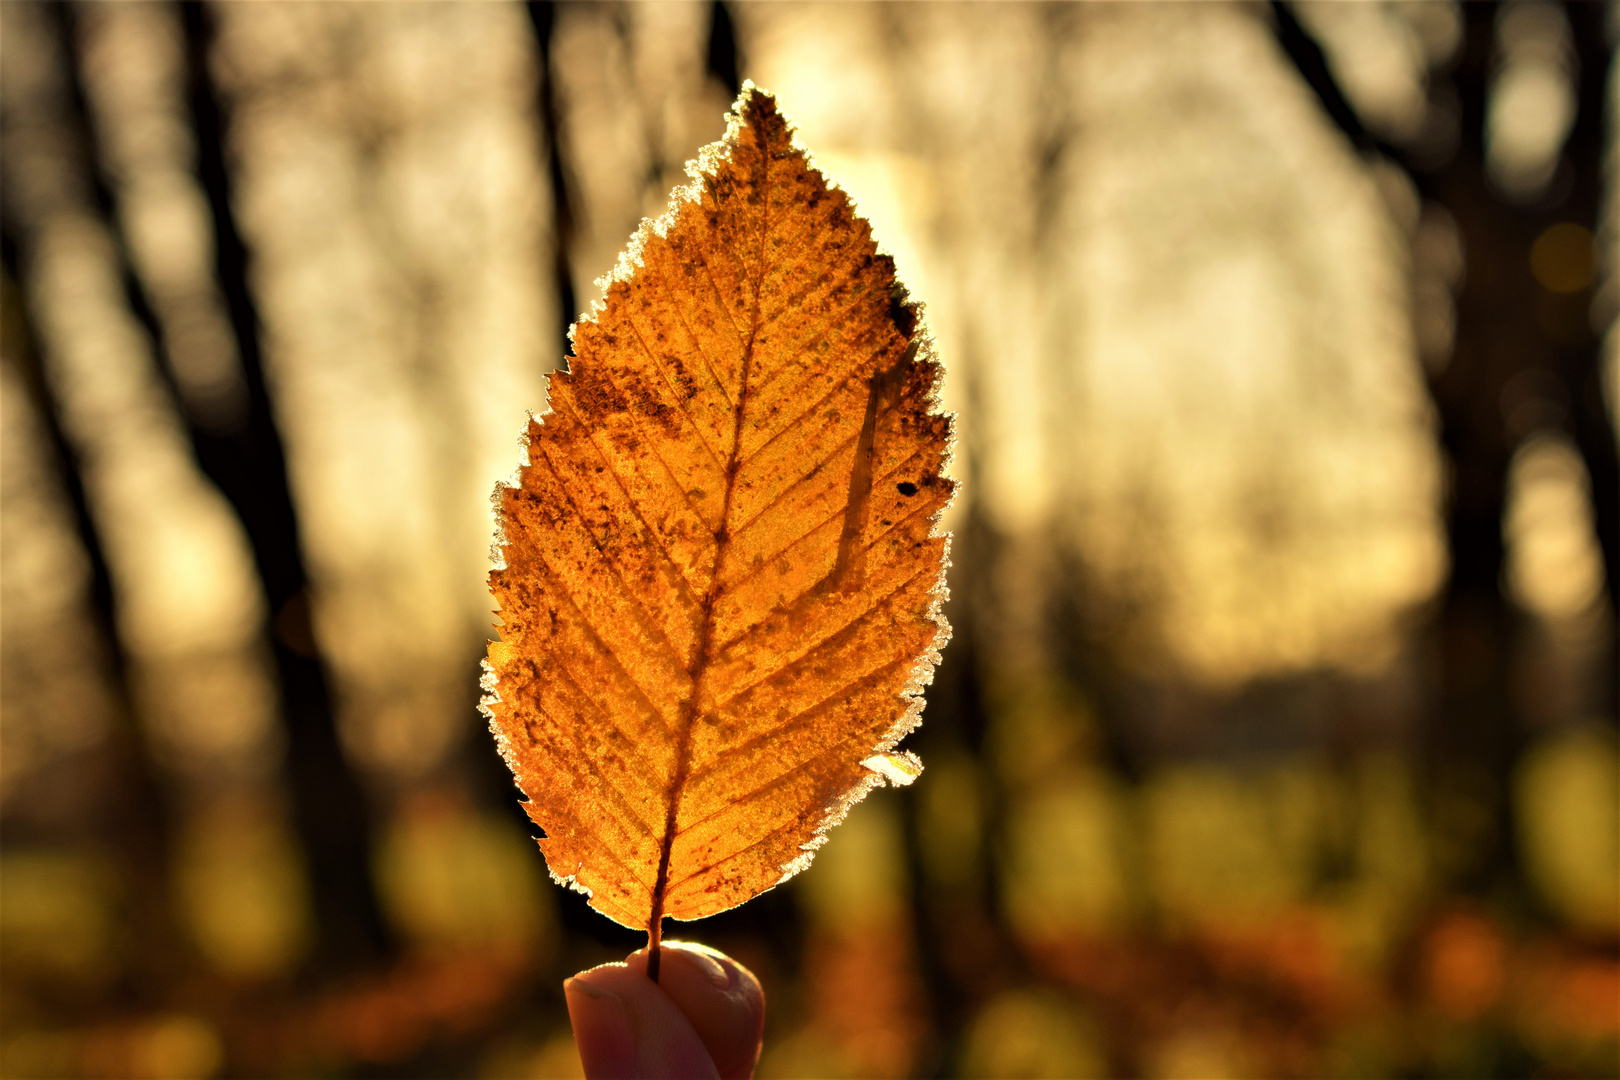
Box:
705, 0, 743, 99
525, 0, 580, 366
165, 0, 395, 973
1273, 0, 1617, 903
0, 236, 187, 1004
37, 0, 395, 975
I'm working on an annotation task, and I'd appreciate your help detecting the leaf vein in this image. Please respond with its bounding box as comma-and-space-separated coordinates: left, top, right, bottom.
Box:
550, 390, 714, 601
623, 314, 728, 476
722, 446, 931, 603
531, 446, 696, 670
515, 538, 680, 743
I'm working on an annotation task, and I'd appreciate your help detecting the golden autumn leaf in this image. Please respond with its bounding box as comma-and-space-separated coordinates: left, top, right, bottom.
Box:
481, 85, 953, 976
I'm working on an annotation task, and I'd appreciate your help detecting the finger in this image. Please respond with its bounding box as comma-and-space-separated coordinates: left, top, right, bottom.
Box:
567, 961, 719, 1080
639, 943, 765, 1080
563, 975, 635, 1079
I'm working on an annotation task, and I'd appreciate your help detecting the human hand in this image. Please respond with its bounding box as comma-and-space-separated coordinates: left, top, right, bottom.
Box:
564, 942, 766, 1080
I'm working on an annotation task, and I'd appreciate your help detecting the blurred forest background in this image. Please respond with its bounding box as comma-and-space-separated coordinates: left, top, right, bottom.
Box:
2, 2, 1617, 1078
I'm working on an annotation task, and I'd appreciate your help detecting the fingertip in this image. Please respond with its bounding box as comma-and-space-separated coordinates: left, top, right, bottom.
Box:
565, 975, 635, 1080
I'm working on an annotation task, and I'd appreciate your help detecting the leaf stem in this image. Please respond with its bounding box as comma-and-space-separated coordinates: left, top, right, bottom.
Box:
647, 915, 663, 982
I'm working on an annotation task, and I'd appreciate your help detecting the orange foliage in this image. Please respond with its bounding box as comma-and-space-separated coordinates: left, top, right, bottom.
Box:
1421, 910, 1506, 1020
482, 87, 954, 960
804, 922, 927, 1078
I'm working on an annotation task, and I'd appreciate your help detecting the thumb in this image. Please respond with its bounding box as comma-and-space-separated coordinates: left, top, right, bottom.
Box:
638, 943, 765, 1080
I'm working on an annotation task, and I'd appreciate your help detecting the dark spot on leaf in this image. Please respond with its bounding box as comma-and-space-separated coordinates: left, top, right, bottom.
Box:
897, 482, 918, 497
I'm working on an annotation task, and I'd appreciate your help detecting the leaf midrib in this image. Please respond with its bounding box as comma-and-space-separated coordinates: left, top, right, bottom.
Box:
647, 124, 774, 942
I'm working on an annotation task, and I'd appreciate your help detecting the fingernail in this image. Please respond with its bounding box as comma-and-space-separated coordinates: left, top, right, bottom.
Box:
564, 977, 635, 1079
668, 942, 733, 989
691, 949, 732, 989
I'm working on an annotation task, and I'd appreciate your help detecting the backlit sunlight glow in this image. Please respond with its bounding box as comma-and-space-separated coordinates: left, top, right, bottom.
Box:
80, 4, 248, 428
213, 2, 556, 779
0, 360, 113, 803
4, 3, 265, 674
4, 1, 315, 992
748, 3, 1445, 687
1294, 1, 1459, 144
1505, 432, 1609, 622
554, 3, 732, 313
1487, 0, 1577, 201
77, 2, 286, 784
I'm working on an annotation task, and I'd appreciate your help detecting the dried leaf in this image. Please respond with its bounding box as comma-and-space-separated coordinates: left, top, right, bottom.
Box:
481, 86, 953, 968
